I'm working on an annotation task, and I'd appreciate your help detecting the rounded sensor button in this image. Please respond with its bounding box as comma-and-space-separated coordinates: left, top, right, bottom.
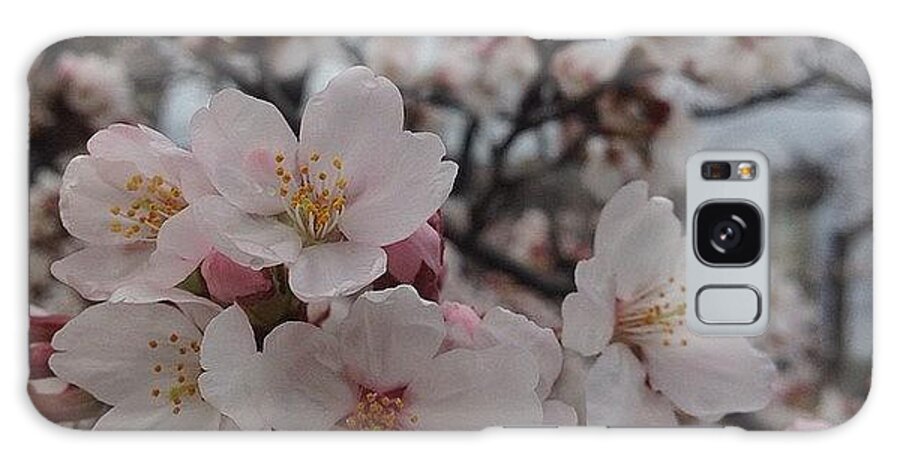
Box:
696, 286, 761, 325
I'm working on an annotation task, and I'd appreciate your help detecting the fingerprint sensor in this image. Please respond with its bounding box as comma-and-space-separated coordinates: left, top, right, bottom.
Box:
696, 286, 761, 325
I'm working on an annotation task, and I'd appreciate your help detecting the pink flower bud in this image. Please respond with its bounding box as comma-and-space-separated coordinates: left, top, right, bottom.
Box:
29, 312, 70, 344
29, 307, 70, 379
375, 212, 445, 301
439, 301, 486, 351
200, 251, 273, 305
441, 301, 481, 335
30, 343, 55, 380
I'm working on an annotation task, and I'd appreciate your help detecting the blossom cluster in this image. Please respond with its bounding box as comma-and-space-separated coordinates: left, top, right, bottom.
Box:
32, 63, 781, 430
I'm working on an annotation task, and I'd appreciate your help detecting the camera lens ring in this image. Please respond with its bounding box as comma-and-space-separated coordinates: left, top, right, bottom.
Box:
693, 201, 763, 266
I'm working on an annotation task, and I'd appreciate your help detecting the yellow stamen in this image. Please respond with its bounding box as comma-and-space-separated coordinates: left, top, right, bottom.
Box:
345, 390, 407, 431
274, 152, 349, 245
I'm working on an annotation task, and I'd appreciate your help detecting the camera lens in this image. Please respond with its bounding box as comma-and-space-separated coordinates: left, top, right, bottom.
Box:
711, 218, 743, 251
695, 202, 762, 266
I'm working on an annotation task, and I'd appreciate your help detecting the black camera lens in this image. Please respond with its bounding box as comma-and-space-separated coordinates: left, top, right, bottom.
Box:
711, 219, 743, 251
695, 202, 762, 265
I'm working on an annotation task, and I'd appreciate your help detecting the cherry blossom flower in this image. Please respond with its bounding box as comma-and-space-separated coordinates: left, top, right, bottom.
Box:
49, 293, 223, 430
365, 37, 436, 90
199, 285, 542, 430
439, 302, 561, 400
28, 305, 108, 426
433, 37, 540, 115
439, 301, 576, 426
560, 181, 775, 425
191, 67, 457, 302
640, 37, 817, 102
550, 39, 635, 99
368, 37, 539, 116
54, 52, 138, 130
50, 124, 216, 300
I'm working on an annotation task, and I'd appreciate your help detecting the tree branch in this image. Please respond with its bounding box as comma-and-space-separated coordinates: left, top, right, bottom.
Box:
443, 220, 575, 298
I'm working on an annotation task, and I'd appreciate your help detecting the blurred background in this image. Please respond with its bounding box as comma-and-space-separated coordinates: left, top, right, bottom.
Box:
28, 37, 871, 429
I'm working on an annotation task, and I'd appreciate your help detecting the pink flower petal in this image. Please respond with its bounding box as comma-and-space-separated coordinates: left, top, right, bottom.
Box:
201, 251, 273, 305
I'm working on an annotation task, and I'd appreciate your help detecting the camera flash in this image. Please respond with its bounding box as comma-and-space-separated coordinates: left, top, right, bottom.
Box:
737, 162, 756, 180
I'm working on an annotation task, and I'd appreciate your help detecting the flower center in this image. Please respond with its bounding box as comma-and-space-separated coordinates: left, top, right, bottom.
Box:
344, 389, 417, 431
146, 332, 202, 416
108, 174, 187, 240
275, 151, 349, 245
613, 277, 688, 347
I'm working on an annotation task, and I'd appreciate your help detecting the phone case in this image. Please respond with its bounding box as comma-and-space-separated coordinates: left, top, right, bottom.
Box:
28, 36, 872, 431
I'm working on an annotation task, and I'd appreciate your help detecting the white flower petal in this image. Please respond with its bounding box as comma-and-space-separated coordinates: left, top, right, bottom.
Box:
550, 350, 593, 423
262, 321, 357, 430
126, 124, 217, 202
162, 151, 218, 203
340, 139, 456, 247
297, 67, 405, 185
609, 202, 682, 300
50, 302, 203, 406
199, 306, 356, 430
561, 285, 615, 357
198, 305, 268, 430
218, 415, 240, 430
50, 244, 154, 301
338, 286, 444, 392
573, 257, 607, 302
94, 392, 221, 430
193, 195, 301, 270
197, 305, 256, 372
593, 180, 651, 258
191, 89, 298, 215
483, 307, 562, 400
143, 249, 209, 289
297, 66, 456, 246
154, 205, 213, 264
287, 241, 386, 302
86, 124, 184, 179
644, 333, 776, 418
58, 156, 141, 245
584, 343, 678, 427
404, 344, 542, 430
587, 181, 683, 301
109, 286, 222, 330
542, 399, 578, 426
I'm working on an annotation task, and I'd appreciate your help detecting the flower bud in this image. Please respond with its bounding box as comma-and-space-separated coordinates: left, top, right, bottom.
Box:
439, 301, 485, 351
200, 251, 274, 305
29, 307, 71, 379
375, 212, 445, 301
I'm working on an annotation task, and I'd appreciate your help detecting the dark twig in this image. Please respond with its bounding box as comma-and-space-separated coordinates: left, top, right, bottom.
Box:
192, 41, 299, 125
337, 38, 366, 65
443, 221, 575, 298
468, 85, 606, 234
692, 74, 826, 118
453, 116, 480, 195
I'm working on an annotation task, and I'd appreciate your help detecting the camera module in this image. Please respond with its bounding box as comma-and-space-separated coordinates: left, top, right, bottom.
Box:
694, 201, 762, 266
